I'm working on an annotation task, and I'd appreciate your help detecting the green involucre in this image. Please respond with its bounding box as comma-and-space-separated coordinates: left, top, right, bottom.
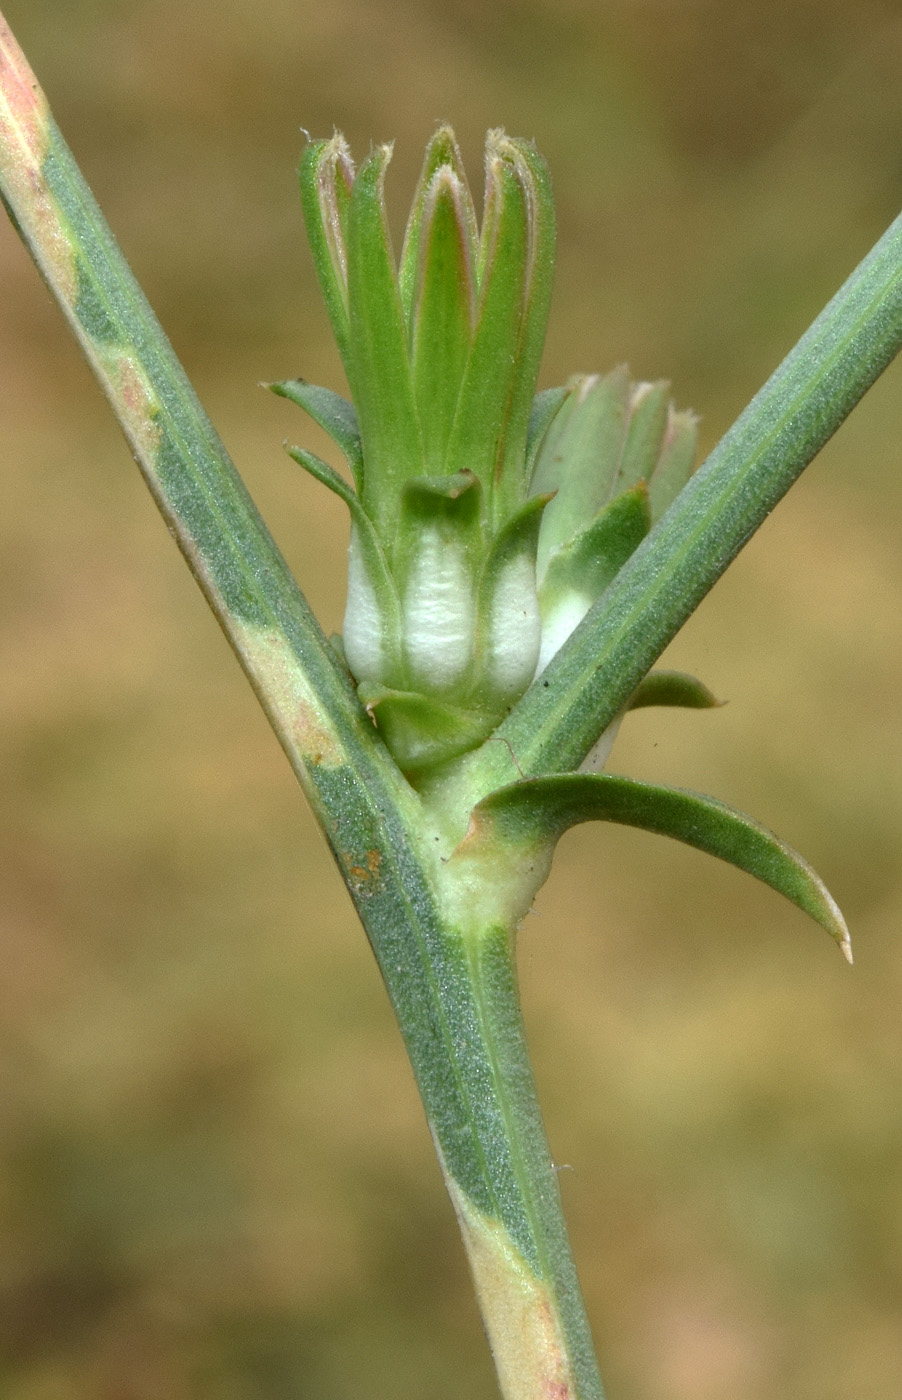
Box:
281, 132, 697, 780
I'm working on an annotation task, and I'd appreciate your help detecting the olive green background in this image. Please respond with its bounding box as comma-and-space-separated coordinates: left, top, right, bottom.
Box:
2, 2, 902, 1397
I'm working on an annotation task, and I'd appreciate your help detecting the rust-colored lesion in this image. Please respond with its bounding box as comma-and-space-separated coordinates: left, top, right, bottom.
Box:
346, 847, 384, 896
0, 11, 78, 305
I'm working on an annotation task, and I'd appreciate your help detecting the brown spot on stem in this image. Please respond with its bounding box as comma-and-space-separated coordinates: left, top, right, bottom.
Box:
346, 847, 385, 897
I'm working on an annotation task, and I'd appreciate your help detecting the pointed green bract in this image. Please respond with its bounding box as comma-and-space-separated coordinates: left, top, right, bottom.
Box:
536, 485, 651, 674
525, 385, 568, 477
284, 444, 405, 690
399, 124, 475, 324
298, 136, 355, 370
284, 443, 355, 504
648, 406, 699, 518
490, 134, 556, 517
472, 493, 548, 707
539, 484, 651, 599
346, 144, 424, 528
531, 369, 632, 564
469, 773, 851, 958
531, 369, 699, 578
409, 167, 476, 473
617, 380, 670, 494
395, 472, 483, 696
444, 145, 531, 513
358, 684, 495, 779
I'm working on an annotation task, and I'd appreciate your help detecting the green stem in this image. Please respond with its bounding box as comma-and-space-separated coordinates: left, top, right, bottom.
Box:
357, 864, 605, 1398
454, 922, 604, 1399
0, 17, 602, 1396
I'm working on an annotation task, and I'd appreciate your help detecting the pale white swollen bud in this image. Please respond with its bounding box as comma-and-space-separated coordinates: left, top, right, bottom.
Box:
402, 528, 476, 694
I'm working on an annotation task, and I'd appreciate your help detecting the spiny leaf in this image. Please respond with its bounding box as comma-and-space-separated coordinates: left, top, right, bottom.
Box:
469, 773, 851, 959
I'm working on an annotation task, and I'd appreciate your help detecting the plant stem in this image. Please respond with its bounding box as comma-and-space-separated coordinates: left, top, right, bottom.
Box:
0, 16, 604, 1395
451, 920, 604, 1399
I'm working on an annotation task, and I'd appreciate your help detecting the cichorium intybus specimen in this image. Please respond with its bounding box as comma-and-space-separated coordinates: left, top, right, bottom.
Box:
265, 129, 852, 1392
7, 18, 888, 1390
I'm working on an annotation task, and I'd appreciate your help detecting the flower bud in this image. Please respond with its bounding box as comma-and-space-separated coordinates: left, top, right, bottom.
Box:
530, 370, 698, 674
277, 130, 696, 782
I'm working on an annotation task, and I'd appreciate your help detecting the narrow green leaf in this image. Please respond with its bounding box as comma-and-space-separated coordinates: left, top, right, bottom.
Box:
346, 143, 424, 529
270, 378, 363, 486
298, 136, 355, 371
284, 442, 355, 503
627, 669, 721, 710
409, 167, 476, 473
286, 444, 404, 688
471, 773, 852, 958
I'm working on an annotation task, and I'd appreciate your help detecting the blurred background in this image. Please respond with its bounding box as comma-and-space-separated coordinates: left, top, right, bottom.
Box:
2, 2, 902, 1396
